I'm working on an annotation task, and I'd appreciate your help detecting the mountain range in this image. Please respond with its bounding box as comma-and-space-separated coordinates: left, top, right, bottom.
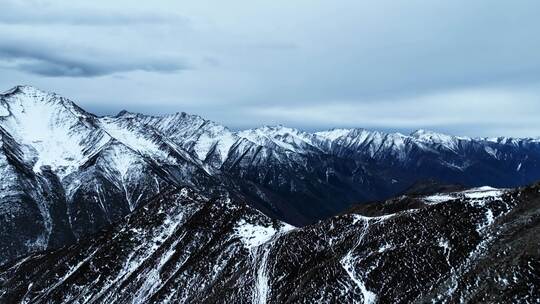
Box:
0, 85, 539, 303
1, 180, 538, 303
1, 85, 540, 267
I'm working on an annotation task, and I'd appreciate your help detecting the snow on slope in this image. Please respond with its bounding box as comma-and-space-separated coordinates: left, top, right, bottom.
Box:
3, 85, 540, 180
410, 129, 466, 151
112, 111, 238, 164
316, 128, 412, 160
0, 86, 110, 178
234, 218, 294, 249
98, 116, 167, 158
238, 125, 320, 154
315, 128, 354, 141
2, 182, 538, 303
188, 124, 237, 162
423, 186, 506, 205
4, 84, 540, 284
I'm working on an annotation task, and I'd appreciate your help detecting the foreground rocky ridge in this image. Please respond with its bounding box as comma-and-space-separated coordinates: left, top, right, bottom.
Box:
1, 85, 540, 267
1, 182, 538, 303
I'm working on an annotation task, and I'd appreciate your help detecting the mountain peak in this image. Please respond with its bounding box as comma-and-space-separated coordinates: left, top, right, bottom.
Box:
0, 86, 66, 110
115, 109, 136, 117
1, 85, 50, 96
260, 124, 297, 133
315, 128, 356, 140
0, 85, 91, 117
410, 129, 435, 137
410, 129, 463, 141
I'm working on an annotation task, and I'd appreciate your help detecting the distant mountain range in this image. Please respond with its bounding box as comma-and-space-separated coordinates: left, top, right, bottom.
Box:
1, 85, 540, 268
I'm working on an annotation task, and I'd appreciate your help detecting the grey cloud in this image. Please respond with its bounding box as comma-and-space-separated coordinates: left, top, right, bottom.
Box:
15, 60, 184, 78
0, 41, 188, 77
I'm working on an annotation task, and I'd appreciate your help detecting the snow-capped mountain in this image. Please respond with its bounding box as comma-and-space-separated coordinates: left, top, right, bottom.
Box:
0, 86, 215, 265
1, 85, 540, 267
1, 181, 538, 303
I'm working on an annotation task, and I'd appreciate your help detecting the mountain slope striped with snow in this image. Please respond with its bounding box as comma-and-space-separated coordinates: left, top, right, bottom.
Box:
1, 85, 540, 267
1, 182, 538, 303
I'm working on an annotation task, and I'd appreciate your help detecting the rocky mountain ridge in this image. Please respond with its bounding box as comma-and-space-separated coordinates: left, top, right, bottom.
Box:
1, 181, 538, 303
1, 85, 540, 267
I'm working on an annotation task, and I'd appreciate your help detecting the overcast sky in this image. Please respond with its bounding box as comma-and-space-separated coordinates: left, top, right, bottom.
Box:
1, 0, 540, 137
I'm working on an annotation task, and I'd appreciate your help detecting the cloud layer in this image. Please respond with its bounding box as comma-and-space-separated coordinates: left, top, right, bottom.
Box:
0, 40, 188, 77
0, 0, 539, 137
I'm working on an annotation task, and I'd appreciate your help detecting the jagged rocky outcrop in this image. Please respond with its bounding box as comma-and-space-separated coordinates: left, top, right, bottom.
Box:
1, 183, 538, 303
1, 85, 540, 267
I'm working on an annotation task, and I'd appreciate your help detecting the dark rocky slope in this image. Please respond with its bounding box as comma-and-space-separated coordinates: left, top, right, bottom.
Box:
1, 183, 538, 303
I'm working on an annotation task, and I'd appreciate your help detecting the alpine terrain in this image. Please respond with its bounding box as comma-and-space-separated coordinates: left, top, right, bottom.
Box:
0, 181, 539, 303
0, 85, 539, 303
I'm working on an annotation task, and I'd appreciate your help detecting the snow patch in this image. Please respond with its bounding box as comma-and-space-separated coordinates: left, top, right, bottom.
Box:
98, 118, 163, 157
340, 220, 377, 304
247, 221, 294, 304
234, 220, 278, 249
315, 128, 352, 141
462, 186, 504, 200
238, 126, 316, 153
378, 243, 391, 253
424, 194, 456, 204
484, 146, 498, 159
424, 186, 504, 205
351, 213, 395, 224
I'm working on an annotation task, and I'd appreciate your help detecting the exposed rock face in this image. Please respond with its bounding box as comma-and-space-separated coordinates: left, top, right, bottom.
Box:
1, 85, 540, 268
1, 183, 538, 303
